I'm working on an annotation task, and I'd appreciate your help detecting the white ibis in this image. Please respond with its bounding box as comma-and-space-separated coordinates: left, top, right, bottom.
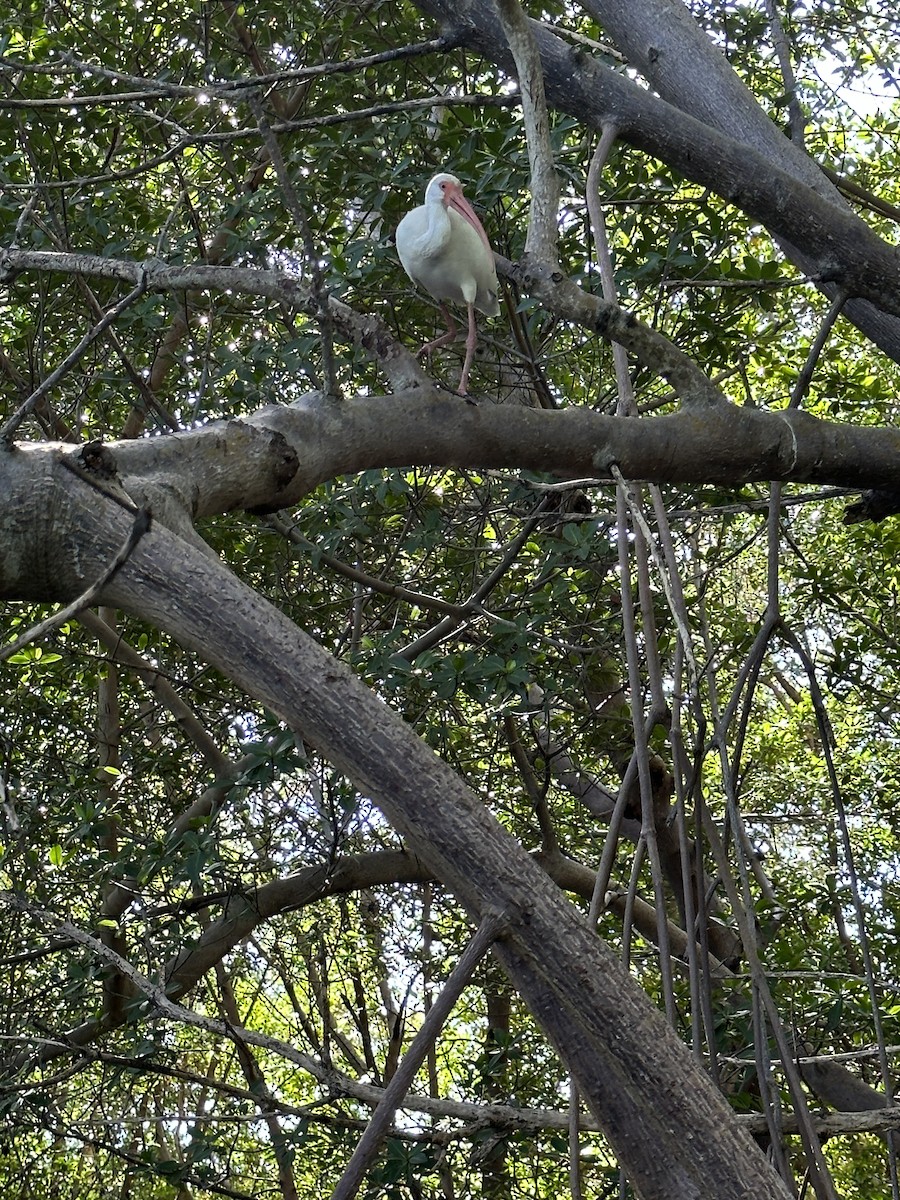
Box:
396, 173, 499, 395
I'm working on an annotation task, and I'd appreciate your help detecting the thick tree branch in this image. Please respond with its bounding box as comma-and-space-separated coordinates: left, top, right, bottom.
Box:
115, 393, 900, 520
2, 396, 897, 572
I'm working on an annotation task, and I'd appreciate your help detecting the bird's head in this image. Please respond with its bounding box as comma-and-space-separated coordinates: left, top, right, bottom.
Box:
424, 173, 464, 206
421, 173, 492, 253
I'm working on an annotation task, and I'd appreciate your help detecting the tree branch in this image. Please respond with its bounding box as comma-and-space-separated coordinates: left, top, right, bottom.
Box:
330, 910, 508, 1200
0, 245, 732, 408
495, 0, 560, 262
0, 276, 149, 442
0, 250, 426, 393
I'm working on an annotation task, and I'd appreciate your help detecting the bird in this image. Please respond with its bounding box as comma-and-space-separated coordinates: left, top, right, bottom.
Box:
396, 173, 499, 395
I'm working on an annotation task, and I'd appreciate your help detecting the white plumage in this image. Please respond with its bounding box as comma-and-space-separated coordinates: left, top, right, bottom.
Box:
396, 173, 499, 395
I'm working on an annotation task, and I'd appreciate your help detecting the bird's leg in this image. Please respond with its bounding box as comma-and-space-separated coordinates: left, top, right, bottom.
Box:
458, 302, 478, 396
416, 305, 457, 363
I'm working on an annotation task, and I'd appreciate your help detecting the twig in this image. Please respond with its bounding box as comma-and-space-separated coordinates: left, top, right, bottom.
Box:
761, 0, 806, 145
47, 1121, 256, 1199
0, 95, 522, 191
787, 290, 847, 409
247, 90, 340, 398
73, 274, 179, 431
4, 891, 322, 1071
660, 275, 811, 291
397, 496, 551, 660
820, 163, 900, 225
33, 39, 456, 100
502, 713, 557, 853
524, 476, 603, 491
267, 515, 471, 617
11, 188, 41, 249
329, 910, 509, 1200
0, 276, 149, 443
78, 609, 235, 779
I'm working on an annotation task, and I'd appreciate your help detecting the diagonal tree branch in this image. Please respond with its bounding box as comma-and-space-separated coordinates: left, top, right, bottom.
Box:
0, 277, 149, 443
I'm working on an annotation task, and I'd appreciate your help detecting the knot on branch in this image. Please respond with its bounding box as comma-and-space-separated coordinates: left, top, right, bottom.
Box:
244, 424, 301, 514
594, 310, 611, 336
843, 488, 900, 525
436, 26, 470, 51
266, 427, 301, 491
79, 440, 119, 480
0, 250, 21, 286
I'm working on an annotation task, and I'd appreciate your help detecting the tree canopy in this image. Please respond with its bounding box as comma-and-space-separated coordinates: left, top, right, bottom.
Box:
2, 1, 900, 1198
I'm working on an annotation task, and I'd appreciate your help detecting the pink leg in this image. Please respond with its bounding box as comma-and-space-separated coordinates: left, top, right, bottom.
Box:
458, 303, 478, 395
417, 305, 456, 361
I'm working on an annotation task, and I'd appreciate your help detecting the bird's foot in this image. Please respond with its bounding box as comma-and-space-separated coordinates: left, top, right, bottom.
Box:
416, 334, 456, 361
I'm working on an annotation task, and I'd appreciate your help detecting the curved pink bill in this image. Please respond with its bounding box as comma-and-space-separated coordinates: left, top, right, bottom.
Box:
445, 184, 493, 254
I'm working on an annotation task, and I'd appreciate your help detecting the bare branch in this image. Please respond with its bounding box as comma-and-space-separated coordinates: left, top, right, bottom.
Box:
397, 496, 552, 660
787, 291, 848, 409
0, 38, 456, 103
77, 608, 236, 777
267, 515, 472, 618
495, 0, 560, 262
586, 124, 634, 416
0, 95, 521, 192
761, 0, 807, 145
0, 248, 722, 406
496, 254, 729, 407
